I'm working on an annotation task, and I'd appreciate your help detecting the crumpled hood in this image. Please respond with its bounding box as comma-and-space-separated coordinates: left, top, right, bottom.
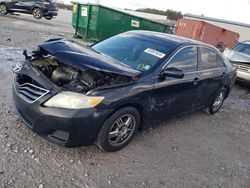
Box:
224, 49, 250, 64
38, 39, 141, 77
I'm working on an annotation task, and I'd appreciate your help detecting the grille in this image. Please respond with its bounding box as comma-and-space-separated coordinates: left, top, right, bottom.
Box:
15, 80, 49, 103
237, 65, 250, 72
231, 61, 250, 72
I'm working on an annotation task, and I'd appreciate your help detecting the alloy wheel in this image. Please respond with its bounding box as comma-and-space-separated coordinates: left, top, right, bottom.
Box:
0, 4, 7, 15
33, 8, 42, 19
212, 91, 225, 112
108, 114, 136, 147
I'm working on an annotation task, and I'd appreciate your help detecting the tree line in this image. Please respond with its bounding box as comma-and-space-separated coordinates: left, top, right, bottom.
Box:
136, 8, 183, 21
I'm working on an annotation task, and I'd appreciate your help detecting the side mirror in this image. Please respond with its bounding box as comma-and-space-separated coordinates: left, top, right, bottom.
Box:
161, 67, 184, 79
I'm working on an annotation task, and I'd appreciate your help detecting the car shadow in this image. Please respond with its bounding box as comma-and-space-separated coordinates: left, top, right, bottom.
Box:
0, 13, 55, 26
236, 80, 250, 90
148, 111, 205, 130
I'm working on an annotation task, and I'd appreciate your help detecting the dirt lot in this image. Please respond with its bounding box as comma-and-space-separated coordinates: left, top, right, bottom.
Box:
0, 10, 250, 188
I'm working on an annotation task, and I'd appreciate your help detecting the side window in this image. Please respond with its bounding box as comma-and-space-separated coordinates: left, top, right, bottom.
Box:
167, 46, 198, 73
200, 47, 218, 70
217, 55, 226, 67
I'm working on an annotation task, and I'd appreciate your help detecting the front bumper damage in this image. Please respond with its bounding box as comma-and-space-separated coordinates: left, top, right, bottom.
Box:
12, 61, 112, 147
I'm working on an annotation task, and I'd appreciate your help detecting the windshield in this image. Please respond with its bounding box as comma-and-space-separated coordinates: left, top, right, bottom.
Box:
92, 33, 174, 72
233, 43, 250, 56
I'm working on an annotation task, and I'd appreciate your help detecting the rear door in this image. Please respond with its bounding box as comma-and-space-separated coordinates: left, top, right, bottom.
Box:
195, 46, 227, 108
4, 0, 19, 11
152, 46, 200, 121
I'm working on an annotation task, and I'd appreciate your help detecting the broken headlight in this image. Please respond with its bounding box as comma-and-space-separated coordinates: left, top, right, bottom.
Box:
44, 92, 104, 109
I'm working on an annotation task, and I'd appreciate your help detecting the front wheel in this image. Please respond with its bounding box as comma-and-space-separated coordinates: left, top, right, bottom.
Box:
97, 107, 140, 152
204, 88, 226, 114
0, 4, 8, 15
32, 8, 43, 19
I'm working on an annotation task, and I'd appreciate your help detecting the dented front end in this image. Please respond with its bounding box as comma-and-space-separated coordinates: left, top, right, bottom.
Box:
19, 39, 141, 95
12, 39, 141, 146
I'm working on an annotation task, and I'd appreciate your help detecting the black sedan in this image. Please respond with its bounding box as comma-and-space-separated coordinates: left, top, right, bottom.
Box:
12, 31, 236, 152
0, 0, 58, 19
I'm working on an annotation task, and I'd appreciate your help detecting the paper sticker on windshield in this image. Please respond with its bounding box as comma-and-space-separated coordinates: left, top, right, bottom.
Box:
137, 64, 151, 71
144, 65, 150, 70
144, 48, 165, 58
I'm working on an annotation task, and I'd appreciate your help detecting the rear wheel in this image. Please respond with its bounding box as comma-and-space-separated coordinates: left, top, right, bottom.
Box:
32, 8, 43, 19
97, 107, 140, 152
0, 4, 8, 15
204, 88, 226, 114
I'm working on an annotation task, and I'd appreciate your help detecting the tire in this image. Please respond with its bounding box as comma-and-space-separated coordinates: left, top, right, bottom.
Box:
97, 107, 140, 152
0, 4, 8, 15
204, 88, 226, 115
32, 8, 43, 19
45, 15, 53, 20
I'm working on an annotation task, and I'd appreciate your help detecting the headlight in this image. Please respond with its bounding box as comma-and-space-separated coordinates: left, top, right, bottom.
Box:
44, 92, 104, 109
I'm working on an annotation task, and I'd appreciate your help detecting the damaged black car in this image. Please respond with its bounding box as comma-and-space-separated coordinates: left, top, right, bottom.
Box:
12, 31, 236, 152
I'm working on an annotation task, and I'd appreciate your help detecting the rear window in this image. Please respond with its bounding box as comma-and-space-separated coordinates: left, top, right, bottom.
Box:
217, 56, 226, 67
200, 47, 219, 70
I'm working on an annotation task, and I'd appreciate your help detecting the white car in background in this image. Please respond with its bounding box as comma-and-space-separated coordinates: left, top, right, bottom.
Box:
224, 41, 250, 84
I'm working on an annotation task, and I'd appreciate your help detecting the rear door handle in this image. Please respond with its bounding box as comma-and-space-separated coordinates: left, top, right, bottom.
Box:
193, 77, 199, 85
222, 71, 226, 78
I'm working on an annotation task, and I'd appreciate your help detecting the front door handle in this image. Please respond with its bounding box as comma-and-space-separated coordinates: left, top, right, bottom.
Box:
193, 77, 199, 85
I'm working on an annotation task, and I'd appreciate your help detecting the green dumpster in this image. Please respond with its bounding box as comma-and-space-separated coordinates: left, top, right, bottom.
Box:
72, 3, 173, 41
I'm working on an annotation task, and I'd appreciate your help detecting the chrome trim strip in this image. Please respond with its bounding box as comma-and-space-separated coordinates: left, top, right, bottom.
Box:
161, 45, 198, 71
179, 67, 225, 75
161, 45, 223, 72
16, 82, 49, 104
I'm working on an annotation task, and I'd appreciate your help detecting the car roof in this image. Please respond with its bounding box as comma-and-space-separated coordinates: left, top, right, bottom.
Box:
241, 41, 250, 44
125, 30, 213, 48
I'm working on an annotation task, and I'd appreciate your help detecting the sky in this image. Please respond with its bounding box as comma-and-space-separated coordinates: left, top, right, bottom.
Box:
71, 0, 250, 25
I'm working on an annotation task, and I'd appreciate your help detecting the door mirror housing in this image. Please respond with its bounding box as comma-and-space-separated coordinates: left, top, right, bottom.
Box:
161, 67, 184, 79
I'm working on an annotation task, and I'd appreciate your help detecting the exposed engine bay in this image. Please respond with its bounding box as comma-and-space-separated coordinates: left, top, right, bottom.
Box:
30, 55, 134, 93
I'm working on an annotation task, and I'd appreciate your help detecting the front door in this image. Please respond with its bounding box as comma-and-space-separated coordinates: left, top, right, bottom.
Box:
152, 46, 200, 121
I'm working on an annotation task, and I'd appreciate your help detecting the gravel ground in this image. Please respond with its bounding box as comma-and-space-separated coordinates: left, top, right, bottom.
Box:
0, 10, 250, 188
